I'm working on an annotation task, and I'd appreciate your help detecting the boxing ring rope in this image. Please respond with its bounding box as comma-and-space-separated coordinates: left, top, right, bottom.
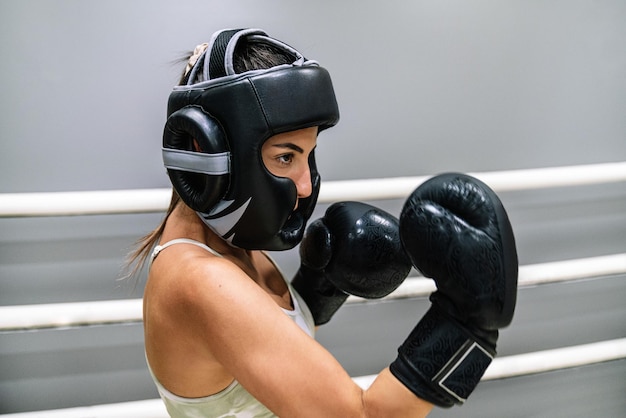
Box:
1, 161, 625, 217
1, 253, 624, 332
1, 161, 625, 416
2, 338, 626, 418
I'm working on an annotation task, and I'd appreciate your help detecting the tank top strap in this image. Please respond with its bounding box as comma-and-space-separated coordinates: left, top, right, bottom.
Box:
150, 238, 223, 264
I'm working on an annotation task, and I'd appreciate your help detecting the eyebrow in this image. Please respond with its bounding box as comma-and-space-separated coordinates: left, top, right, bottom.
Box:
270, 143, 305, 153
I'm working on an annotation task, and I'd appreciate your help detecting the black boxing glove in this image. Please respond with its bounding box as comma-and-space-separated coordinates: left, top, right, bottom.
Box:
389, 173, 518, 407
291, 201, 412, 326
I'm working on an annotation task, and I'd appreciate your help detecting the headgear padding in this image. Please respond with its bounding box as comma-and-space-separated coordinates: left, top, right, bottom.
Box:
162, 28, 340, 250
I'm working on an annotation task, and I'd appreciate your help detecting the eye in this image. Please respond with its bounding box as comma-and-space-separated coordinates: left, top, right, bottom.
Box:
276, 153, 294, 165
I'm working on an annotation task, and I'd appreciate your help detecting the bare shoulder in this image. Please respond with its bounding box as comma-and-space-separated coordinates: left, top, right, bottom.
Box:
145, 244, 256, 321
144, 243, 295, 348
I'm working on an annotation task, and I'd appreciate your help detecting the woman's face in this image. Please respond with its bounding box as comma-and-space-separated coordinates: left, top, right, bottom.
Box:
261, 126, 318, 209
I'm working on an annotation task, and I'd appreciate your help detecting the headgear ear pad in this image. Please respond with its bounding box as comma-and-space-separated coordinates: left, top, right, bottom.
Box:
162, 106, 230, 213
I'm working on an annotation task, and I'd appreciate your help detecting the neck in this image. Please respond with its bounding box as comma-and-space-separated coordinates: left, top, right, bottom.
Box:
163, 202, 254, 262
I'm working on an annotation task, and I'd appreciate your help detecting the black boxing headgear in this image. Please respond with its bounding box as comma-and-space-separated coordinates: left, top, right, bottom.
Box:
162, 28, 340, 250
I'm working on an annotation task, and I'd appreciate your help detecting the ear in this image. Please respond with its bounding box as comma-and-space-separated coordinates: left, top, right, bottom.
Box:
162, 106, 230, 212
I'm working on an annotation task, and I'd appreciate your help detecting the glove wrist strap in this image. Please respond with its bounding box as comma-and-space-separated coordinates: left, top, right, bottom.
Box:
389, 306, 495, 407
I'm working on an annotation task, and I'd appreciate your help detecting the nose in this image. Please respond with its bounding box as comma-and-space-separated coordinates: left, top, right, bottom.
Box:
294, 164, 313, 201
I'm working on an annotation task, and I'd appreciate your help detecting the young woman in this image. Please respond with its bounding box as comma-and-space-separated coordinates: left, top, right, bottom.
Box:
129, 28, 518, 418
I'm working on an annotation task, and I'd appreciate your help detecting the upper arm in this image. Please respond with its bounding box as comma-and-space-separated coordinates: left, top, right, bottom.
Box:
182, 259, 364, 418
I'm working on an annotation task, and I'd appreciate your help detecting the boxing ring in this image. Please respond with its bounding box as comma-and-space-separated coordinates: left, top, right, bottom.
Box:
1, 161, 625, 417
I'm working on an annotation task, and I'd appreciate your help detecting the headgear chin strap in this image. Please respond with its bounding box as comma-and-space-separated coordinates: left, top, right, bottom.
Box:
162, 28, 340, 251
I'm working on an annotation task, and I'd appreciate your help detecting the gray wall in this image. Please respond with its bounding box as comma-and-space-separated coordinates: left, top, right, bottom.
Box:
1, 0, 625, 416
2, 0, 625, 192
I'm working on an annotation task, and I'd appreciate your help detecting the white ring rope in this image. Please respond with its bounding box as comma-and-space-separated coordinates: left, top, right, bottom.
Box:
351, 338, 626, 388
1, 253, 624, 332
0, 161, 625, 217
321, 161, 626, 202
2, 338, 625, 418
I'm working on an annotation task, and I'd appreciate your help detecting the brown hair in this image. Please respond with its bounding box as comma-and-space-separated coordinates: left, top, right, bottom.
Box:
123, 37, 296, 281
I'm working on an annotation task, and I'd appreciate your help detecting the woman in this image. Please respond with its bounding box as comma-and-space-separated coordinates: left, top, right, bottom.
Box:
129, 28, 517, 418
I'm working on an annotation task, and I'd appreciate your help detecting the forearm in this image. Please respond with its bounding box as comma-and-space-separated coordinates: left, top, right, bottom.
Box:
272, 368, 432, 418
363, 368, 434, 418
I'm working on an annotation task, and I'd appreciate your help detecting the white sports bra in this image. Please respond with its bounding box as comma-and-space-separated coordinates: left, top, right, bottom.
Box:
147, 238, 315, 417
